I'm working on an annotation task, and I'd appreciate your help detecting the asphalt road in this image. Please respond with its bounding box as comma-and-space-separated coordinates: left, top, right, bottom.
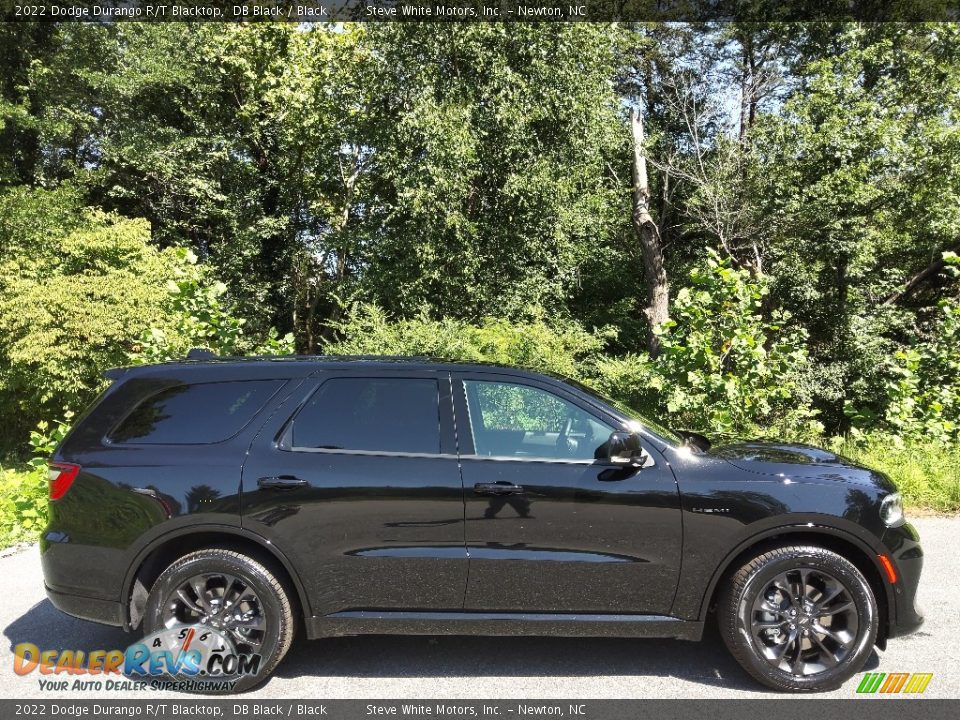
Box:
1, 517, 957, 700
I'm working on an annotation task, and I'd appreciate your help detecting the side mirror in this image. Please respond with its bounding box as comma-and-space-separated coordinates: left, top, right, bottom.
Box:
606, 431, 651, 468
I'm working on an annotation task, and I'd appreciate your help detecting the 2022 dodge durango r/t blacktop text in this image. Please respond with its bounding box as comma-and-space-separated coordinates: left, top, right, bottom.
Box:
41, 356, 923, 692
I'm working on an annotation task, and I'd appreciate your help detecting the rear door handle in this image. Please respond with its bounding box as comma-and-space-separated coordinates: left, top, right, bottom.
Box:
474, 482, 524, 496
258, 475, 308, 490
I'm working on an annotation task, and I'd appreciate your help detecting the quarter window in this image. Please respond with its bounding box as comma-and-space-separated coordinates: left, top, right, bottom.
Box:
110, 380, 282, 444
463, 380, 613, 461
291, 378, 441, 454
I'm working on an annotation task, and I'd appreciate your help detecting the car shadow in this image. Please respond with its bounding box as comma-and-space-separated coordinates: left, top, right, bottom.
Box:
4, 600, 133, 657
3, 600, 880, 694
273, 622, 881, 694
271, 633, 758, 691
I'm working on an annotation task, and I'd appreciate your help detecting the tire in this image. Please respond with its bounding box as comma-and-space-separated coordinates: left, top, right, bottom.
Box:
717, 545, 878, 692
143, 548, 295, 693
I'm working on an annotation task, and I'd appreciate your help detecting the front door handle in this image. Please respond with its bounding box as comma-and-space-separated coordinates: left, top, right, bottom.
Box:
258, 475, 308, 490
474, 482, 524, 496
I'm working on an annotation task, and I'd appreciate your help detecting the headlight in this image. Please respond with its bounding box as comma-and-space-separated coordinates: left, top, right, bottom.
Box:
880, 492, 905, 527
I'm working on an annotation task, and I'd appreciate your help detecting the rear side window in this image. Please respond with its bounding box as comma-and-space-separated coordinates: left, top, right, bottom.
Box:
110, 380, 283, 445
291, 378, 440, 454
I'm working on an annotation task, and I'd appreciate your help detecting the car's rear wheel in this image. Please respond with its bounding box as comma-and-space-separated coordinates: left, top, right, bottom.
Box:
718, 545, 878, 692
144, 548, 294, 693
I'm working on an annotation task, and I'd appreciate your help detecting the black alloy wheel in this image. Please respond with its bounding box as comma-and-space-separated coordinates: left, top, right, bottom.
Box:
718, 545, 878, 692
144, 548, 295, 693
161, 571, 268, 656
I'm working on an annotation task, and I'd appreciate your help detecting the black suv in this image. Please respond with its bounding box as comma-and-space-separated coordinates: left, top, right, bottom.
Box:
42, 356, 923, 692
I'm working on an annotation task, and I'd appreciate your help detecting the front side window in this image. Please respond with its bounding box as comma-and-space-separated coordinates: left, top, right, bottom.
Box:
464, 380, 613, 461
110, 380, 283, 444
291, 378, 441, 454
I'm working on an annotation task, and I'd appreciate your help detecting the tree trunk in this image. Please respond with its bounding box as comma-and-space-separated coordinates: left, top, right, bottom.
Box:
738, 32, 759, 142
298, 154, 362, 353
631, 105, 669, 357
739, 38, 752, 142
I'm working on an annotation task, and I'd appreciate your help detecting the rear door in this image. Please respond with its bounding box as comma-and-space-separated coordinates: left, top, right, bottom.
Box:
241, 369, 467, 615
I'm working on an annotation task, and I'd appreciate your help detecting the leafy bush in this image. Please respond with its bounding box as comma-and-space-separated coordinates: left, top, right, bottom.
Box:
326, 303, 606, 379
127, 250, 295, 365
829, 432, 960, 512
594, 251, 819, 437
0, 465, 46, 548
0, 416, 69, 547
870, 255, 960, 443
0, 188, 195, 451
0, 188, 294, 458
27, 413, 74, 467
15, 254, 296, 477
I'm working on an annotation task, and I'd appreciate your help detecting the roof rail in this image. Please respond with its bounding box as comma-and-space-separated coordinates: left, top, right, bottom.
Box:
186, 348, 217, 360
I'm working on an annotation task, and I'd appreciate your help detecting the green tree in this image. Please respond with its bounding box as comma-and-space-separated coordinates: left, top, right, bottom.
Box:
0, 186, 192, 449
0, 23, 58, 187
0, 184, 292, 454
342, 24, 626, 323
753, 24, 960, 429
26, 24, 308, 335
595, 251, 817, 436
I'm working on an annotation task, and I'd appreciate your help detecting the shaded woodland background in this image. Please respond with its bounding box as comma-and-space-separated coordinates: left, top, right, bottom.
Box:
1, 23, 959, 538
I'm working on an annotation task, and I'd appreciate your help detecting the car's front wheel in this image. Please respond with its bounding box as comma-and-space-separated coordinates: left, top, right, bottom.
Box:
718, 545, 878, 692
143, 548, 295, 693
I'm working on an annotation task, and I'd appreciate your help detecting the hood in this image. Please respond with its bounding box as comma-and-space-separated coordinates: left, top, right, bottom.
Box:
709, 440, 866, 468
706, 440, 893, 489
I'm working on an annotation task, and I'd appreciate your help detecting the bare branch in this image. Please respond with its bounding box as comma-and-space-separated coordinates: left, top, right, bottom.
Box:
884, 244, 960, 306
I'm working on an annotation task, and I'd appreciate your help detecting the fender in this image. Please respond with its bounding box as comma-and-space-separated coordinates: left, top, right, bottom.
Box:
693, 521, 895, 627
120, 523, 313, 631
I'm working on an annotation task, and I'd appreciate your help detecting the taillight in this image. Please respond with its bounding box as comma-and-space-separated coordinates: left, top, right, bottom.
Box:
48, 462, 80, 500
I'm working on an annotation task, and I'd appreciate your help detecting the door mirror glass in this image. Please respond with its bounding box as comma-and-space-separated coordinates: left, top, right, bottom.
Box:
606, 431, 650, 467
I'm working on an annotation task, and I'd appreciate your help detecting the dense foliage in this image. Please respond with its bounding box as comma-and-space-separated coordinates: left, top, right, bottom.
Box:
593, 252, 819, 436
327, 304, 606, 380
1, 23, 959, 538
0, 187, 191, 448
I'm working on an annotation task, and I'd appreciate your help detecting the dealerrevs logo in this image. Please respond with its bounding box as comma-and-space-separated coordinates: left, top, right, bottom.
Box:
856, 672, 933, 694
14, 625, 261, 692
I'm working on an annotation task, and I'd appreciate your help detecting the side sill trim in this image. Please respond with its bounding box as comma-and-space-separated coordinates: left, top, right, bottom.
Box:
306, 611, 703, 642
329, 611, 678, 622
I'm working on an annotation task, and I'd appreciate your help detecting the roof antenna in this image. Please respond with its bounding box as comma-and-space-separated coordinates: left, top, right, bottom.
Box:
187, 348, 217, 360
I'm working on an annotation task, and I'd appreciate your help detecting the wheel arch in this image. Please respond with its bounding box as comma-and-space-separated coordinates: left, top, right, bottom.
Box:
698, 525, 893, 647
122, 524, 311, 633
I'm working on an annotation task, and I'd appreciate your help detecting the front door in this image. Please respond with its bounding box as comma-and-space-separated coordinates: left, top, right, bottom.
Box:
454, 374, 682, 614
242, 371, 467, 615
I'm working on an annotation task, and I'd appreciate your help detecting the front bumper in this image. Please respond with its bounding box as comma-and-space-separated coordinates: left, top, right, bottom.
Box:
881, 521, 924, 638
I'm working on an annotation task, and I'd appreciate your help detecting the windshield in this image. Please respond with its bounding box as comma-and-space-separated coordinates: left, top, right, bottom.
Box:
562, 377, 684, 446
